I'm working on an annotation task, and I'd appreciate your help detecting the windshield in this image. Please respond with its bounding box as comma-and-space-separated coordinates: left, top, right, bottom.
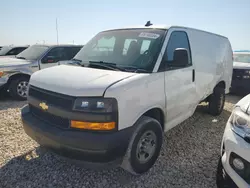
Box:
74, 29, 166, 72
16, 45, 49, 60
233, 54, 250, 63
0, 46, 12, 55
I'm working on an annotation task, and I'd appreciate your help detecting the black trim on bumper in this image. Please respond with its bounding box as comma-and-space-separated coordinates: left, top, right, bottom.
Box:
229, 152, 250, 184
231, 79, 250, 93
22, 105, 134, 164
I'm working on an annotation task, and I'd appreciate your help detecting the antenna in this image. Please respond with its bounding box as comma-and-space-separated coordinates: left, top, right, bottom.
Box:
56, 18, 59, 44
145, 21, 153, 27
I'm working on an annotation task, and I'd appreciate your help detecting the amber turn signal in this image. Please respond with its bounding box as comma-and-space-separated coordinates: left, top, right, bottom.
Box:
0, 71, 4, 77
71, 120, 115, 130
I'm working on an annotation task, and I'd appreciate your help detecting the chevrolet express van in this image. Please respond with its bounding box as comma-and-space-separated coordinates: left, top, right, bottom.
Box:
21, 23, 233, 175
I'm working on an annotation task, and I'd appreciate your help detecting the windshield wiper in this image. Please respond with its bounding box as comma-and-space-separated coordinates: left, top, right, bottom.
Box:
88, 61, 125, 71
119, 65, 149, 73
16, 56, 26, 60
72, 58, 82, 62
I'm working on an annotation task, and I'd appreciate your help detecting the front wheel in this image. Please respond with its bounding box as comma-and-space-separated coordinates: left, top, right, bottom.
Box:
9, 76, 29, 101
121, 116, 163, 175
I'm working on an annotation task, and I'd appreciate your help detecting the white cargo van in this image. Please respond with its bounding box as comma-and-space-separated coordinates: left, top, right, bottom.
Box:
21, 23, 233, 174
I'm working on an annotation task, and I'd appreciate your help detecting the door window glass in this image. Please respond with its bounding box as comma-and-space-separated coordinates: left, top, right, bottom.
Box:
161, 31, 192, 69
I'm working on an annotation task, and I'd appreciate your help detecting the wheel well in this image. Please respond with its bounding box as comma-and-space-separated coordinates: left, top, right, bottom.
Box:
7, 74, 30, 88
143, 108, 165, 130
216, 81, 226, 89
203, 81, 226, 102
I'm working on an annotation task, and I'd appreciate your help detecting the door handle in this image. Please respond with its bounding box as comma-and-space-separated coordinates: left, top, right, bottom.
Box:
192, 69, 195, 82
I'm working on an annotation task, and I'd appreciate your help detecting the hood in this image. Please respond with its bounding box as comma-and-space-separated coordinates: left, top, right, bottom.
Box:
0, 57, 32, 68
233, 61, 250, 69
0, 55, 15, 58
30, 65, 137, 96
236, 94, 250, 114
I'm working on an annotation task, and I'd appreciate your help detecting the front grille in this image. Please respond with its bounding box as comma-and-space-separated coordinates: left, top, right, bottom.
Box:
28, 86, 75, 110
30, 105, 70, 129
232, 69, 248, 80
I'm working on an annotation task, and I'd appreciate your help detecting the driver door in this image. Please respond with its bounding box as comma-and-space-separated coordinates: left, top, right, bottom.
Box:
161, 30, 197, 131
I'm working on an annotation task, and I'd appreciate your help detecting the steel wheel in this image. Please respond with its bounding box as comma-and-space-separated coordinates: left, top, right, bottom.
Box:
136, 130, 157, 164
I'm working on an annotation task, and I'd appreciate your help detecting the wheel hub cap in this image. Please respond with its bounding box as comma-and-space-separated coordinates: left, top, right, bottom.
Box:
136, 130, 157, 163
17, 81, 28, 97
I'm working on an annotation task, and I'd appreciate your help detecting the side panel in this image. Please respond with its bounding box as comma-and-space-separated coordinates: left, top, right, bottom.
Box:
104, 73, 166, 131
223, 41, 233, 94
186, 29, 233, 99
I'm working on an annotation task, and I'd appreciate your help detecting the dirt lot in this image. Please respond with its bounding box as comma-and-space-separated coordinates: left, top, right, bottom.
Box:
0, 94, 243, 188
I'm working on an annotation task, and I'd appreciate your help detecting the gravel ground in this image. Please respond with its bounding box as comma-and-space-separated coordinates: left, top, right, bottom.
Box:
0, 94, 243, 188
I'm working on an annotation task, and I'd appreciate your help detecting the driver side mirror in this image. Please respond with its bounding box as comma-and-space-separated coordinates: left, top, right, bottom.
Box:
172, 48, 189, 67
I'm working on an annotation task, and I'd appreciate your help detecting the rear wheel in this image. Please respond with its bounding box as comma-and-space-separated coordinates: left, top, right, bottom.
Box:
208, 86, 225, 116
9, 76, 29, 100
121, 116, 163, 175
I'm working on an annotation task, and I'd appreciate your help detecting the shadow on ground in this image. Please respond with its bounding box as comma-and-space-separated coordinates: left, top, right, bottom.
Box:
0, 92, 27, 110
226, 93, 246, 104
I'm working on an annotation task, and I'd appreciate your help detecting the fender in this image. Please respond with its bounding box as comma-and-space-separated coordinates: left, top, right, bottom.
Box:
2, 62, 39, 81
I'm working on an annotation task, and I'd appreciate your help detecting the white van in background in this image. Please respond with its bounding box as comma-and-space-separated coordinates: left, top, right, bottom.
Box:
21, 23, 233, 174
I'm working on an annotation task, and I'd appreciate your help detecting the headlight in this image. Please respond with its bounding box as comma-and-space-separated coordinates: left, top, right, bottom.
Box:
73, 97, 117, 113
71, 97, 118, 131
231, 107, 250, 138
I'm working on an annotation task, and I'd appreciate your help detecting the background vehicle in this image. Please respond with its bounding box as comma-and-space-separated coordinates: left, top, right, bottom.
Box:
0, 44, 83, 100
0, 45, 28, 57
231, 51, 250, 94
22, 24, 233, 175
216, 94, 250, 188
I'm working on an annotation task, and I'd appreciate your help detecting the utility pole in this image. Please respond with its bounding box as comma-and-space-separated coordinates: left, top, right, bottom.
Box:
56, 18, 59, 44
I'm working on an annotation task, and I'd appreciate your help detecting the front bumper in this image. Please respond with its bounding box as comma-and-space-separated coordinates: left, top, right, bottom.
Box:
231, 79, 250, 93
221, 121, 250, 188
231, 68, 250, 93
21, 105, 134, 167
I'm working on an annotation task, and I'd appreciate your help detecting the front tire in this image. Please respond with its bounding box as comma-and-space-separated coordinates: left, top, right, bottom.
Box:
121, 116, 163, 175
208, 86, 225, 116
9, 76, 29, 101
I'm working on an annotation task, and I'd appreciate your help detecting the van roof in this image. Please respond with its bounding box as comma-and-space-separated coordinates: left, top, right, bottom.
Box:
104, 25, 228, 39
234, 51, 250, 55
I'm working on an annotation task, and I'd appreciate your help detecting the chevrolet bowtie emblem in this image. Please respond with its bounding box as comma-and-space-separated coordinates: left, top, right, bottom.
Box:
39, 102, 48, 111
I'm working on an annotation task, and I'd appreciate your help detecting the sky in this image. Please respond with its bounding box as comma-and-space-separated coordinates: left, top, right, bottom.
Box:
1, 0, 250, 50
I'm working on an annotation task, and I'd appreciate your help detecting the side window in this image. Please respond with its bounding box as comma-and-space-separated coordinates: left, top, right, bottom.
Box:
41, 47, 66, 63
161, 31, 192, 70
140, 40, 151, 54
69, 47, 82, 59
